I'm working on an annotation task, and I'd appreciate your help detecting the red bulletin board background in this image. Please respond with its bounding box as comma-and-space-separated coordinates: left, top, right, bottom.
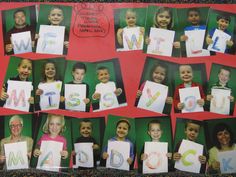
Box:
0, 2, 236, 135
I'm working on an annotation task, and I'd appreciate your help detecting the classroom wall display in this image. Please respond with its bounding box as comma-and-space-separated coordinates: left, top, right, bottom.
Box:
0, 2, 236, 176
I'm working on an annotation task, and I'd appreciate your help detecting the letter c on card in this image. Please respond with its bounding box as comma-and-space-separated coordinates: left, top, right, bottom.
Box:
181, 149, 196, 166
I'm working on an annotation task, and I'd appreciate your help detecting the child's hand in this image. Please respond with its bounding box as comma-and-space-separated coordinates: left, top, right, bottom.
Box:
27, 152, 32, 159
60, 150, 68, 159
140, 27, 145, 35
83, 98, 90, 104
206, 94, 213, 101
141, 153, 148, 161
35, 34, 40, 40
114, 88, 122, 96
64, 41, 69, 48
173, 41, 180, 49
136, 90, 142, 98
226, 40, 233, 47
177, 102, 184, 110
28, 97, 34, 104
180, 35, 188, 42
1, 87, 8, 101
92, 93, 101, 100
33, 148, 41, 157
228, 95, 234, 102
5, 44, 13, 53
102, 152, 109, 159
173, 152, 181, 161
60, 96, 65, 102
198, 155, 206, 164
36, 89, 43, 96
71, 150, 76, 156
145, 36, 151, 45
211, 160, 220, 170
197, 99, 205, 107
127, 157, 133, 165
166, 152, 172, 160
117, 28, 123, 46
92, 144, 99, 150
0, 155, 6, 163
166, 96, 173, 104
206, 35, 213, 45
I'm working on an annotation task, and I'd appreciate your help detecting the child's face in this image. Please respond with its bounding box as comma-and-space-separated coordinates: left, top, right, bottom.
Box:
98, 69, 110, 83
125, 11, 136, 27
216, 129, 230, 146
217, 18, 229, 31
14, 11, 26, 27
80, 122, 92, 138
185, 123, 200, 141
72, 69, 85, 83
156, 11, 171, 29
148, 123, 162, 141
188, 11, 200, 26
179, 65, 193, 83
17, 59, 32, 81
48, 8, 64, 25
48, 116, 62, 137
116, 122, 129, 139
152, 66, 166, 84
45, 63, 56, 79
218, 69, 230, 85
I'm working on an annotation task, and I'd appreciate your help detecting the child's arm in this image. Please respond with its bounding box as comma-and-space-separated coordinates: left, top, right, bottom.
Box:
228, 95, 234, 102
141, 153, 148, 161
180, 34, 188, 42
206, 94, 213, 101
92, 93, 101, 100
136, 90, 142, 98
0, 86, 8, 101
173, 152, 181, 161
83, 98, 90, 104
173, 41, 180, 49
5, 44, 13, 53
33, 147, 41, 157
166, 96, 173, 104
36, 88, 43, 96
197, 85, 205, 107
173, 86, 184, 111
92, 144, 99, 150
198, 155, 206, 164
117, 28, 123, 46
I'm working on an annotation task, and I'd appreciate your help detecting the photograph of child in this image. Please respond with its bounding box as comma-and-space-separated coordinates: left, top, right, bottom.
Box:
36, 4, 72, 55
206, 64, 236, 115
135, 57, 174, 115
0, 57, 34, 112
31, 113, 72, 172
178, 7, 210, 57
101, 115, 135, 170
64, 61, 94, 112
135, 116, 172, 174
0, 114, 35, 170
114, 8, 146, 51
91, 59, 126, 112
173, 118, 207, 174
204, 118, 236, 174
143, 5, 181, 57
173, 64, 207, 113
71, 117, 105, 169
33, 58, 66, 111
2, 6, 37, 55
204, 9, 235, 54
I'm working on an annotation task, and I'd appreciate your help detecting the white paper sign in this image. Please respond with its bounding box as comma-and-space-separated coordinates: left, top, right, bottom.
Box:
143, 142, 168, 174
207, 29, 231, 53
4, 142, 29, 170
122, 27, 144, 51
179, 87, 204, 113
137, 81, 168, 113
147, 28, 175, 57
36, 25, 65, 55
106, 141, 130, 171
175, 139, 203, 173
65, 84, 86, 111
11, 31, 32, 54
218, 150, 236, 174
185, 30, 210, 57
4, 80, 33, 112
210, 88, 231, 115
37, 140, 63, 172
74, 143, 94, 168
39, 81, 62, 110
